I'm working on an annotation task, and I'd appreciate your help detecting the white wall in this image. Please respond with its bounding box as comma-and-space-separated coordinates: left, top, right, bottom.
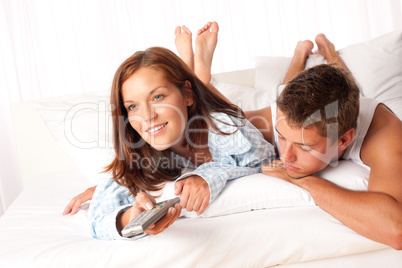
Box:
2, 0, 402, 102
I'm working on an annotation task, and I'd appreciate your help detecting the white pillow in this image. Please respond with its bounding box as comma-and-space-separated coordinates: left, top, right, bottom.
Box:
32, 90, 113, 184
156, 160, 369, 218
254, 30, 402, 119
253, 56, 292, 103
314, 160, 369, 191
253, 54, 327, 102
338, 31, 402, 119
211, 81, 273, 110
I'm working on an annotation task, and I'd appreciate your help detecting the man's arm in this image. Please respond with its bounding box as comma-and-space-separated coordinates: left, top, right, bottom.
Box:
269, 105, 402, 249
356, 104, 402, 248
293, 174, 402, 250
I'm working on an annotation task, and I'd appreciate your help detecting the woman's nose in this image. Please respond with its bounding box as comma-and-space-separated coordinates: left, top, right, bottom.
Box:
141, 104, 157, 122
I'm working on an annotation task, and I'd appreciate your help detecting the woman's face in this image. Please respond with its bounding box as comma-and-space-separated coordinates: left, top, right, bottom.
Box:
122, 67, 194, 151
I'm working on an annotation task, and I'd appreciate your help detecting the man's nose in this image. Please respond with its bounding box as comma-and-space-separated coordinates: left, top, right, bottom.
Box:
281, 143, 297, 163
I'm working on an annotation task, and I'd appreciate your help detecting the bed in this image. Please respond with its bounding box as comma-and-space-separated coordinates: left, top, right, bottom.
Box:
2, 30, 402, 267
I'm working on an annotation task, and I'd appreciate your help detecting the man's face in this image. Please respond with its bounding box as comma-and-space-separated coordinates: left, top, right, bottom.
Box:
276, 109, 339, 178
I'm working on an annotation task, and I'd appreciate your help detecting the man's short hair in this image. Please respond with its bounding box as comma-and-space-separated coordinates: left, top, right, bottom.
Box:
277, 63, 360, 142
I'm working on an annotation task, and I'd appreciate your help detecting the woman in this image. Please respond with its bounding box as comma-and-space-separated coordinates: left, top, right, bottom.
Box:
80, 22, 274, 240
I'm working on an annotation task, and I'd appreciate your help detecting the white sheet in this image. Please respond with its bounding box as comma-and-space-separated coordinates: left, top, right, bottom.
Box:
1, 171, 399, 268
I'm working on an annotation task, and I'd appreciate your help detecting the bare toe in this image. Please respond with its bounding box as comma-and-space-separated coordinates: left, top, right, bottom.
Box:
315, 33, 337, 61
175, 26, 181, 36
182, 25, 192, 35
293, 40, 314, 59
315, 33, 328, 46
302, 40, 314, 53
211, 21, 219, 33
197, 22, 212, 35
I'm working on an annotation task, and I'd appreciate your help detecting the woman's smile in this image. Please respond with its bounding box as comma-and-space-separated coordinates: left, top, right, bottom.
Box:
146, 122, 168, 136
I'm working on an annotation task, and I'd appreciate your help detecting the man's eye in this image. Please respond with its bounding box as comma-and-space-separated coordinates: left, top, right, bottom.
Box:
300, 145, 312, 152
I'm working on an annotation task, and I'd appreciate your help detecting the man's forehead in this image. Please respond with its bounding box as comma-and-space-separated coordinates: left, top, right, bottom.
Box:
275, 112, 327, 146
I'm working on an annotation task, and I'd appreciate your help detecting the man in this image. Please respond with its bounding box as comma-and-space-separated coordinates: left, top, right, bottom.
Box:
246, 34, 402, 250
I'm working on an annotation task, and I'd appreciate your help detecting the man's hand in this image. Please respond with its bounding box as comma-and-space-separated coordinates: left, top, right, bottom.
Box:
261, 160, 294, 183
174, 175, 210, 215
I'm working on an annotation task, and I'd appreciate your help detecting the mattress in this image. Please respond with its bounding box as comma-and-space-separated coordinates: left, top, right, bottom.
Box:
1, 171, 401, 268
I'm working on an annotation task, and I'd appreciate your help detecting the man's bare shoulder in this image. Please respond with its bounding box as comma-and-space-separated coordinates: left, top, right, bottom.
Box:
361, 103, 402, 167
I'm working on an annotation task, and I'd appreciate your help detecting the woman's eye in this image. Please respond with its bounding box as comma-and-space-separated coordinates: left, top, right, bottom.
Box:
154, 94, 164, 101
127, 104, 137, 111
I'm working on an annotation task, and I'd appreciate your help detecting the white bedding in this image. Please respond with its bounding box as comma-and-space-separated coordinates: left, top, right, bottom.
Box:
3, 30, 402, 267
1, 171, 400, 268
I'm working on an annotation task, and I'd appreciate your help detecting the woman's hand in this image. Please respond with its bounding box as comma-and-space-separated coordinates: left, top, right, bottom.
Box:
174, 175, 210, 215
62, 186, 97, 215
144, 203, 182, 235
119, 192, 182, 236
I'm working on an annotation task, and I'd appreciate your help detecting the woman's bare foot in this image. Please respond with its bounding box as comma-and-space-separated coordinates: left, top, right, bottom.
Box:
315, 33, 348, 70
175, 25, 194, 71
194, 21, 219, 84
282, 40, 314, 84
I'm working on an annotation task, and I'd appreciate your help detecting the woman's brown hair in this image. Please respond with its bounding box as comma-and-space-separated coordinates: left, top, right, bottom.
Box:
104, 47, 244, 196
